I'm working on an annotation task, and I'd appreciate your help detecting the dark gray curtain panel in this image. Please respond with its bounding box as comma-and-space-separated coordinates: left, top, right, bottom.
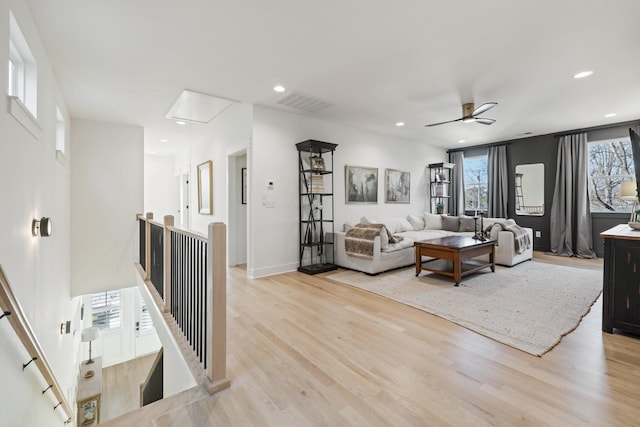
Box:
487, 145, 508, 218
449, 151, 465, 215
549, 133, 595, 258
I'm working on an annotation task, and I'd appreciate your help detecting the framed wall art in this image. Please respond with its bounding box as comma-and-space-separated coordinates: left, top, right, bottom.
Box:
345, 165, 378, 203
385, 169, 410, 203
197, 160, 213, 214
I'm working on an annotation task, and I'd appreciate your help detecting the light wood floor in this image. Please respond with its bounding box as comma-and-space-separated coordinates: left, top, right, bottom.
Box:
104, 253, 640, 426
101, 352, 158, 422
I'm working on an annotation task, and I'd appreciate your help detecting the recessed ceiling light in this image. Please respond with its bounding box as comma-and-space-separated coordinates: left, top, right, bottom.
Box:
458, 139, 466, 144
604, 113, 617, 118
160, 138, 168, 143
176, 120, 187, 125
273, 85, 286, 93
396, 122, 405, 127
150, 151, 156, 155
573, 70, 594, 79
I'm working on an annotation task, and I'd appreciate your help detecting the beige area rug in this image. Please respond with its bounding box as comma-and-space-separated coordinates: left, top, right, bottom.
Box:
326, 262, 602, 356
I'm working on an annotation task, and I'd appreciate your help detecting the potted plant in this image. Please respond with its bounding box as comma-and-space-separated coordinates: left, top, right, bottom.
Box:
436, 201, 444, 214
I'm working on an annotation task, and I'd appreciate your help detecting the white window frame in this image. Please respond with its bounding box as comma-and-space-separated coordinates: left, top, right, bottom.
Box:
55, 107, 66, 163
8, 11, 39, 137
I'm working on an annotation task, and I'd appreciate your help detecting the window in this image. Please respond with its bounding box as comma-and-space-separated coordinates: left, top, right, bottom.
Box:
463, 155, 488, 212
91, 290, 121, 331
8, 11, 37, 117
139, 299, 153, 333
55, 107, 65, 155
588, 137, 634, 212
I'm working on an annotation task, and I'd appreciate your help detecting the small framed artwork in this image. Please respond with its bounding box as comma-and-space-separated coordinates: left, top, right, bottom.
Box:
385, 169, 410, 203
241, 167, 247, 204
310, 156, 325, 171
197, 160, 213, 215
345, 165, 378, 203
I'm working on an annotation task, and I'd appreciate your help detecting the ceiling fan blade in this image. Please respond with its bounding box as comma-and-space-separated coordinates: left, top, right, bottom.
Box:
475, 117, 495, 125
424, 118, 462, 127
471, 102, 497, 117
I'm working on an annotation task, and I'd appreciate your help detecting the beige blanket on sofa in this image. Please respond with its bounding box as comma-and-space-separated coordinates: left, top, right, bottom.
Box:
345, 224, 402, 259
485, 221, 531, 254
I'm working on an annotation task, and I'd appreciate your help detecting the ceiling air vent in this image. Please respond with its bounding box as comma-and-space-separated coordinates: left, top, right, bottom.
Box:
275, 91, 332, 113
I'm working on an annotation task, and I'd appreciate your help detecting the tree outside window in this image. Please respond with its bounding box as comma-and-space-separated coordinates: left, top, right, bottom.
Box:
463, 155, 488, 213
588, 137, 634, 212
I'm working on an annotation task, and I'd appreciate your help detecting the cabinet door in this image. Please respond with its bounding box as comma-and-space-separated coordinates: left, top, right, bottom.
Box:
613, 241, 640, 332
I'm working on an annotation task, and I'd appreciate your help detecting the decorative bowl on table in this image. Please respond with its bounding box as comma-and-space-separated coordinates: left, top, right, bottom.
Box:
628, 222, 640, 230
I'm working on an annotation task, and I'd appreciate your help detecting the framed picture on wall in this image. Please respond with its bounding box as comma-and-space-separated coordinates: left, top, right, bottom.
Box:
384, 169, 410, 203
241, 167, 247, 204
197, 160, 213, 215
345, 165, 378, 203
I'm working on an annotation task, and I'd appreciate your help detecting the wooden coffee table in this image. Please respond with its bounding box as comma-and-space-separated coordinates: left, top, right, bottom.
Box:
414, 236, 496, 285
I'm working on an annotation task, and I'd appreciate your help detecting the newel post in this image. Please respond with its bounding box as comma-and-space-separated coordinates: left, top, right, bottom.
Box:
145, 212, 153, 281
206, 222, 229, 392
163, 215, 174, 313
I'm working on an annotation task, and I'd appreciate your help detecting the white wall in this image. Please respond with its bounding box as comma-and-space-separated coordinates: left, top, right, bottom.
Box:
0, 2, 80, 425
249, 106, 446, 277
71, 119, 144, 296
187, 103, 252, 233
144, 155, 180, 220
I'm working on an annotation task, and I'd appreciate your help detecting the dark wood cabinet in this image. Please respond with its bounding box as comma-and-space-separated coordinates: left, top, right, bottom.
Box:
296, 140, 338, 275
601, 224, 640, 334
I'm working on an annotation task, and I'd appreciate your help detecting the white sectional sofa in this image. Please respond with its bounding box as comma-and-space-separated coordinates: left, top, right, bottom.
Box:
334, 213, 533, 275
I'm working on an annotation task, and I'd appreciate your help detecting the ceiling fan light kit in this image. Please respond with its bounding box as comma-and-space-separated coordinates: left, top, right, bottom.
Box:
425, 102, 498, 127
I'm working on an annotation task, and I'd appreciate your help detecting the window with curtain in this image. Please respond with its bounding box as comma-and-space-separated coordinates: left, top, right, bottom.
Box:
588, 136, 634, 212
463, 155, 488, 212
91, 290, 121, 331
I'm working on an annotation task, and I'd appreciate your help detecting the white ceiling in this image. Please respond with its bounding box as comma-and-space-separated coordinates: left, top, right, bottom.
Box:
26, 0, 640, 155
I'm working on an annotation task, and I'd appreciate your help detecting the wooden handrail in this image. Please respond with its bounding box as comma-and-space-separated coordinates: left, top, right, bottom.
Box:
0, 265, 73, 424
135, 213, 229, 395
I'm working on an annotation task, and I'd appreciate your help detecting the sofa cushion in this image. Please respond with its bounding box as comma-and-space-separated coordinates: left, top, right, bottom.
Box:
407, 214, 425, 231
361, 216, 413, 234
441, 215, 459, 232
383, 237, 415, 253
423, 212, 443, 230
382, 217, 414, 234
343, 220, 357, 232
459, 216, 476, 232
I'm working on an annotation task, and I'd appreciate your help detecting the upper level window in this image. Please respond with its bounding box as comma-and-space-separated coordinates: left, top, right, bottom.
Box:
91, 290, 122, 331
588, 137, 634, 212
56, 107, 65, 154
463, 155, 488, 213
8, 11, 37, 117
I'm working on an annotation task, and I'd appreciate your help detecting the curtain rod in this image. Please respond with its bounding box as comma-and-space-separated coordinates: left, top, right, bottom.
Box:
447, 119, 640, 154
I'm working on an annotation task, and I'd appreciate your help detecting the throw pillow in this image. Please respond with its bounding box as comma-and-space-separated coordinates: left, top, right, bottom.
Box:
379, 225, 389, 249
459, 216, 476, 232
423, 212, 443, 230
380, 217, 413, 233
441, 215, 460, 232
407, 214, 425, 231
343, 220, 356, 232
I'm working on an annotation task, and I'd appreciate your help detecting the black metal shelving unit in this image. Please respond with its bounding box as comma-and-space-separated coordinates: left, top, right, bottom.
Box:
296, 139, 338, 274
428, 162, 454, 214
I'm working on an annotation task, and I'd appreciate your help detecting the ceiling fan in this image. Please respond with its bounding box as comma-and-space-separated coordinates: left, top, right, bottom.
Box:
425, 102, 498, 127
